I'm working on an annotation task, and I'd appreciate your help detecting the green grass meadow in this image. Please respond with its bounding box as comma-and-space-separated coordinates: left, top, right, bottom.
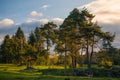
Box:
0, 64, 119, 80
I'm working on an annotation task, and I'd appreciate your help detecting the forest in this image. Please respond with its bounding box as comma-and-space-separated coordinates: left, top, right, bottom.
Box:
0, 8, 120, 80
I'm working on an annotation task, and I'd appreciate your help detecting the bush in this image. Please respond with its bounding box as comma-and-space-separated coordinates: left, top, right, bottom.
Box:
100, 59, 112, 69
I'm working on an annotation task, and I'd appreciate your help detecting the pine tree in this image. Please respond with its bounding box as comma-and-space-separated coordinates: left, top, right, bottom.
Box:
1, 35, 13, 63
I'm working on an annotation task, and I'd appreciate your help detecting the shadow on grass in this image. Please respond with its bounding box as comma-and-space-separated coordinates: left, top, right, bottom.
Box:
38, 68, 72, 76
38, 67, 120, 78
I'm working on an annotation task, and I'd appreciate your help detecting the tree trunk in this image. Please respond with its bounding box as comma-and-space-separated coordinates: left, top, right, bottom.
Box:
80, 47, 84, 67
71, 56, 75, 76
72, 56, 75, 68
75, 57, 77, 68
86, 39, 90, 69
64, 51, 67, 69
64, 38, 67, 70
46, 36, 49, 51
89, 35, 95, 70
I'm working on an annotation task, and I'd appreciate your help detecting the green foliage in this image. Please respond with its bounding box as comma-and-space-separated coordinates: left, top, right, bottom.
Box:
15, 27, 26, 40
100, 58, 113, 69
58, 8, 114, 71
0, 35, 13, 63
28, 31, 36, 46
78, 55, 85, 67
49, 54, 59, 65
108, 48, 120, 65
97, 51, 113, 69
24, 44, 37, 67
36, 56, 47, 65
43, 22, 57, 50
0, 8, 116, 73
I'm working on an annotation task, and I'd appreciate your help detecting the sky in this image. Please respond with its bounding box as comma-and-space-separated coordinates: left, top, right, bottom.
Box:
0, 0, 120, 48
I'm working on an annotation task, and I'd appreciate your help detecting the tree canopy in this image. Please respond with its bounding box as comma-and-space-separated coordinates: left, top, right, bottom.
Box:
0, 8, 118, 74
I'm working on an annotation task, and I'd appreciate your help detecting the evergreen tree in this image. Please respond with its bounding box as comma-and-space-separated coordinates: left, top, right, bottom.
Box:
28, 31, 36, 46
43, 22, 57, 51
1, 35, 13, 63
59, 8, 114, 76
15, 27, 25, 40
13, 27, 26, 64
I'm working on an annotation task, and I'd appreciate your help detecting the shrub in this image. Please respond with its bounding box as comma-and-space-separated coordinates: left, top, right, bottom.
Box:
100, 58, 112, 69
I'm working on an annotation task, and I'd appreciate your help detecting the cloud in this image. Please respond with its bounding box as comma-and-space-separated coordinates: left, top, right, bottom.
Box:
30, 11, 43, 17
26, 17, 63, 25
39, 19, 49, 25
99, 23, 120, 48
0, 35, 4, 44
41, 5, 49, 10
51, 18, 64, 25
78, 0, 120, 24
0, 18, 14, 28
26, 18, 37, 23
26, 18, 32, 23
38, 18, 64, 25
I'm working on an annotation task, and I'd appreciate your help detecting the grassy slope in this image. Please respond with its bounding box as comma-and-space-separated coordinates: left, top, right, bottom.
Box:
0, 64, 119, 80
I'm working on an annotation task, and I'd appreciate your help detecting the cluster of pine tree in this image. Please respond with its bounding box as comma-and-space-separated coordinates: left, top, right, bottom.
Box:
0, 8, 120, 71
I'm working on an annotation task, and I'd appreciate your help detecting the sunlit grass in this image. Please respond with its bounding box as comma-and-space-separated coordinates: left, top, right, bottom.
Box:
0, 64, 119, 80
34, 65, 64, 69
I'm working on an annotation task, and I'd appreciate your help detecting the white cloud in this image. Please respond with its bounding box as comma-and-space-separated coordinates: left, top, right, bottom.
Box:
0, 34, 5, 44
39, 19, 49, 25
51, 18, 64, 25
39, 18, 64, 25
30, 11, 43, 17
78, 0, 120, 24
0, 18, 14, 28
26, 18, 33, 23
26, 17, 63, 25
26, 18, 37, 23
41, 5, 49, 10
